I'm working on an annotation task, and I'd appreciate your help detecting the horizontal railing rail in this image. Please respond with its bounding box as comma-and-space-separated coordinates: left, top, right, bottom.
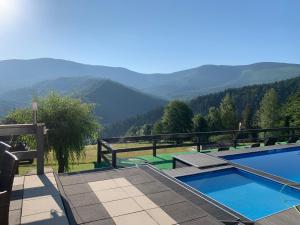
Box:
98, 126, 300, 168
0, 123, 46, 174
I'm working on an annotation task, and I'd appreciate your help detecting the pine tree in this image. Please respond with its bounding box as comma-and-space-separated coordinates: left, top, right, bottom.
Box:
257, 88, 280, 128
219, 94, 237, 129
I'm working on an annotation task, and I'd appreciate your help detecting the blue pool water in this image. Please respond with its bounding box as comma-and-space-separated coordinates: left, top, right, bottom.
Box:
178, 168, 300, 221
223, 147, 300, 183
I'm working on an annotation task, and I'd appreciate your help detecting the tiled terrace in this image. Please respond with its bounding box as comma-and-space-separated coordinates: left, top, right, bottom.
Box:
10, 173, 69, 225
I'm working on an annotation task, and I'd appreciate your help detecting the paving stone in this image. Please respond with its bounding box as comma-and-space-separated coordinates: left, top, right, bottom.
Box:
83, 218, 116, 225
13, 176, 24, 186
121, 185, 144, 197
9, 209, 21, 225
59, 174, 85, 186
179, 215, 224, 225
75, 203, 110, 223
22, 195, 64, 216
64, 183, 92, 195
147, 207, 177, 225
126, 174, 155, 185
103, 198, 143, 217
113, 178, 131, 187
9, 198, 23, 211
89, 179, 118, 191
112, 211, 157, 225
162, 201, 207, 223
68, 192, 100, 207
133, 195, 158, 210
94, 187, 129, 203
83, 172, 110, 182
21, 211, 69, 225
147, 190, 185, 207
135, 181, 169, 195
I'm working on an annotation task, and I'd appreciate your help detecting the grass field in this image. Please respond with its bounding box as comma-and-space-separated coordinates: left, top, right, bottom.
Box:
18, 142, 194, 175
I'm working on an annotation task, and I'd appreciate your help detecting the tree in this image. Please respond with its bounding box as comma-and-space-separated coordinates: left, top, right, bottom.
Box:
257, 88, 280, 128
125, 126, 139, 136
242, 104, 253, 129
206, 107, 222, 131
285, 88, 300, 126
152, 120, 163, 134
219, 94, 237, 129
7, 93, 99, 172
192, 114, 208, 132
161, 101, 193, 133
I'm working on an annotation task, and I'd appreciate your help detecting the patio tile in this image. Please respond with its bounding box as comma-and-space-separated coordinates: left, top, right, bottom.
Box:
113, 211, 158, 225
64, 183, 92, 195
83, 172, 110, 182
75, 203, 110, 223
133, 195, 158, 210
68, 192, 100, 207
83, 218, 116, 225
103, 198, 143, 217
13, 176, 24, 186
121, 185, 144, 197
59, 174, 85, 186
24, 174, 57, 189
21, 211, 69, 225
94, 188, 129, 202
89, 179, 117, 191
147, 190, 185, 207
135, 181, 169, 195
22, 195, 64, 216
113, 178, 132, 187
126, 174, 155, 185
9, 198, 23, 210
9, 209, 21, 225
162, 201, 206, 223
178, 215, 224, 225
147, 207, 177, 225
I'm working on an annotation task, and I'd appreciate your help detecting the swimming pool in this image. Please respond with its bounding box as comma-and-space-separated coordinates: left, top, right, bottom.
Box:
223, 147, 300, 183
177, 168, 300, 221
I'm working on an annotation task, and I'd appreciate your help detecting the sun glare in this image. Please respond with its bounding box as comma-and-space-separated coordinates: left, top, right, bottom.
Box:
0, 0, 19, 25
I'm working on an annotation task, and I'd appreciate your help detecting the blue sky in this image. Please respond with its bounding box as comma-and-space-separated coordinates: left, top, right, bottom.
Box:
0, 0, 299, 73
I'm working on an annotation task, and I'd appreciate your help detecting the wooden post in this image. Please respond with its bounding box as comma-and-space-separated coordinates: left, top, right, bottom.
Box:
152, 140, 157, 157
36, 124, 45, 175
112, 151, 117, 168
196, 136, 201, 152
97, 139, 102, 164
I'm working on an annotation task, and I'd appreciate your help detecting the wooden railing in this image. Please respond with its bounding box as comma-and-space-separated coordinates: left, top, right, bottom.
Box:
98, 127, 300, 168
0, 123, 46, 174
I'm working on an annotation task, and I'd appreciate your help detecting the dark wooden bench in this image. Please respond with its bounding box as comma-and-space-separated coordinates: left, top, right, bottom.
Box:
0, 143, 19, 225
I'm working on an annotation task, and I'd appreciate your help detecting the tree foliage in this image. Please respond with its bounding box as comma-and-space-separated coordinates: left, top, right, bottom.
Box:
7, 93, 99, 172
161, 101, 193, 133
219, 94, 237, 129
257, 88, 280, 129
285, 88, 300, 126
192, 114, 208, 132
206, 107, 222, 131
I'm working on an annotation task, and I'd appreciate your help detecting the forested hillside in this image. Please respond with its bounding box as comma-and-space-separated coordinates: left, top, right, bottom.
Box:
104, 76, 300, 137
0, 77, 166, 124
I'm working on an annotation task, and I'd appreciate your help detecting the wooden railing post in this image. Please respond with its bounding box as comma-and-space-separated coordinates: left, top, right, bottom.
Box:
196, 136, 201, 152
97, 139, 102, 164
152, 140, 157, 157
112, 151, 117, 168
36, 123, 45, 175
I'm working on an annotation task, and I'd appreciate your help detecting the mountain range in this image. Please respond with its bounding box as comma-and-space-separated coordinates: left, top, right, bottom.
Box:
0, 77, 166, 124
1, 58, 300, 99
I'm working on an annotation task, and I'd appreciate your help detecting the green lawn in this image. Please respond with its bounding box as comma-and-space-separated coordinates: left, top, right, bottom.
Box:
18, 141, 286, 175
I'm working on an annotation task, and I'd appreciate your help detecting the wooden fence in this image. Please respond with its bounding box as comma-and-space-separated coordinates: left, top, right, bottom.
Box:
0, 124, 46, 174
97, 127, 300, 168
